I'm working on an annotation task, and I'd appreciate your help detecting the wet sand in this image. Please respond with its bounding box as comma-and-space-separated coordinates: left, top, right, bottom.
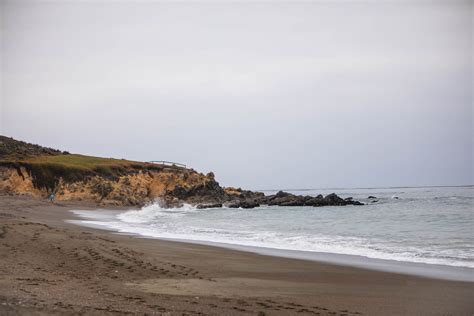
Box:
0, 194, 473, 315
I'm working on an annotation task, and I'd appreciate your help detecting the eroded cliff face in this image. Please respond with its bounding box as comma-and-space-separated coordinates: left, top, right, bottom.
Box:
0, 136, 363, 208
0, 166, 43, 198
0, 165, 224, 207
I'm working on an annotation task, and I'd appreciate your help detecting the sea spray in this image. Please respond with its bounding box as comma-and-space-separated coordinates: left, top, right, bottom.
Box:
72, 186, 474, 269
117, 202, 200, 223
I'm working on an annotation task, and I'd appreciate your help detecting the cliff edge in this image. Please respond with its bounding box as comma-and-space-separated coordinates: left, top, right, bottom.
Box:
0, 136, 225, 207
0, 136, 362, 208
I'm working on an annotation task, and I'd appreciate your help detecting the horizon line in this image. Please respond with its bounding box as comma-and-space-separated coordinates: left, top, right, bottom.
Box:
254, 184, 474, 192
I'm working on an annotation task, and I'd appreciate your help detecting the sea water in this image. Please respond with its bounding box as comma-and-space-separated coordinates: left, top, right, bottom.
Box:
71, 186, 473, 278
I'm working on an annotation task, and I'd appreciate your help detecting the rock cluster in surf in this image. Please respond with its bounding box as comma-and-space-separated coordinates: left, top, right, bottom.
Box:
195, 189, 363, 209
0, 135, 363, 208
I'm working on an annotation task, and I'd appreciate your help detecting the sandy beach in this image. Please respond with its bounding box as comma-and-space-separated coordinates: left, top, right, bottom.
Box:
1, 193, 473, 316
2, 1, 472, 315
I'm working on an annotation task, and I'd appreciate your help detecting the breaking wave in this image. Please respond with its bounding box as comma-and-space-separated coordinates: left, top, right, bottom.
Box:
71, 186, 474, 269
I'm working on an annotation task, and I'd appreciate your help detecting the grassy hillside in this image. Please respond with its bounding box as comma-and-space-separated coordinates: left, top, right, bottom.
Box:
0, 136, 184, 191
23, 154, 150, 174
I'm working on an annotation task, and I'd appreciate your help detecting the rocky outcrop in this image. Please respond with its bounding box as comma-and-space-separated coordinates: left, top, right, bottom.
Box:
0, 163, 363, 208
169, 172, 227, 206
0, 136, 364, 208
196, 203, 223, 209
0, 164, 223, 207
227, 200, 261, 209
217, 190, 363, 209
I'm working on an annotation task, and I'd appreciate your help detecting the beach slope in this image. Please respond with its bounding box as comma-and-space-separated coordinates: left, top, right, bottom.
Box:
1, 194, 473, 315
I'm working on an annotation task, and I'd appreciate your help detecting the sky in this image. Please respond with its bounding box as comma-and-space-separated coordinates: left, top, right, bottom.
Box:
0, 0, 472, 190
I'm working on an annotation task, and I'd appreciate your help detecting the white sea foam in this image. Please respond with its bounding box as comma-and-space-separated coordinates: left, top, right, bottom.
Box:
71, 187, 474, 270
117, 202, 198, 223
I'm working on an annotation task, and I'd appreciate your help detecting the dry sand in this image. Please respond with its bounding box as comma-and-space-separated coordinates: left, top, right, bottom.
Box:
0, 193, 473, 315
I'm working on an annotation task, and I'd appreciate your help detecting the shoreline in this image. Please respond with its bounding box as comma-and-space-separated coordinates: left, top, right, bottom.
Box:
1, 194, 473, 315
69, 208, 474, 283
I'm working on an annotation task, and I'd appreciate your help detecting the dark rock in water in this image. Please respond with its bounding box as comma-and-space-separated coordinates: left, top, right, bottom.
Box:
324, 193, 346, 206
275, 190, 291, 198
371, 200, 378, 203
343, 197, 364, 205
279, 199, 305, 207
268, 195, 303, 206
257, 191, 362, 207
266, 191, 292, 202
240, 201, 260, 209
196, 203, 222, 209
195, 188, 362, 209
227, 201, 241, 208
267, 192, 316, 207
304, 196, 328, 206
368, 196, 377, 199
227, 200, 260, 209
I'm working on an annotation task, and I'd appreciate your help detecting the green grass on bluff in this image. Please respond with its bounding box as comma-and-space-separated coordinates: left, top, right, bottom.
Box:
0, 136, 181, 190
6, 155, 153, 191
24, 154, 144, 171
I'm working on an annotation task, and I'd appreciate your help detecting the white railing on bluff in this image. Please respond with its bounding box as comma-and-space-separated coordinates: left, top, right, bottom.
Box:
149, 160, 187, 168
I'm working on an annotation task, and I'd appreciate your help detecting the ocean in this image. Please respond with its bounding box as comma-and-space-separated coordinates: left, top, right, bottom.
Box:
70, 186, 473, 280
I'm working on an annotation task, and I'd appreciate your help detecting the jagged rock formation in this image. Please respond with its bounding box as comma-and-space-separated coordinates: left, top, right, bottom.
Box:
217, 190, 363, 208
0, 136, 363, 208
0, 136, 225, 207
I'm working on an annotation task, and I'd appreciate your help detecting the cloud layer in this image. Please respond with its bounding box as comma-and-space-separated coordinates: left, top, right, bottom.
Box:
1, 1, 472, 189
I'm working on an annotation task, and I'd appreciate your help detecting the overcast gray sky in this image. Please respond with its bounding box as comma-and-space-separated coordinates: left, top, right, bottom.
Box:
0, 0, 472, 189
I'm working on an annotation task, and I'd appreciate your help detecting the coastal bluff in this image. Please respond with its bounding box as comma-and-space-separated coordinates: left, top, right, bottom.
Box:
0, 136, 362, 208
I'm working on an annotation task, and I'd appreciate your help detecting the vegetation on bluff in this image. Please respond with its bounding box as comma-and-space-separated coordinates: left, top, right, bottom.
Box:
0, 135, 199, 201
0, 135, 362, 208
14, 154, 172, 190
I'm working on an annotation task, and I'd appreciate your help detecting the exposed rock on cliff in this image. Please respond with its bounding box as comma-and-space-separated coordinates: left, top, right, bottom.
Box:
0, 136, 225, 207
0, 136, 363, 208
